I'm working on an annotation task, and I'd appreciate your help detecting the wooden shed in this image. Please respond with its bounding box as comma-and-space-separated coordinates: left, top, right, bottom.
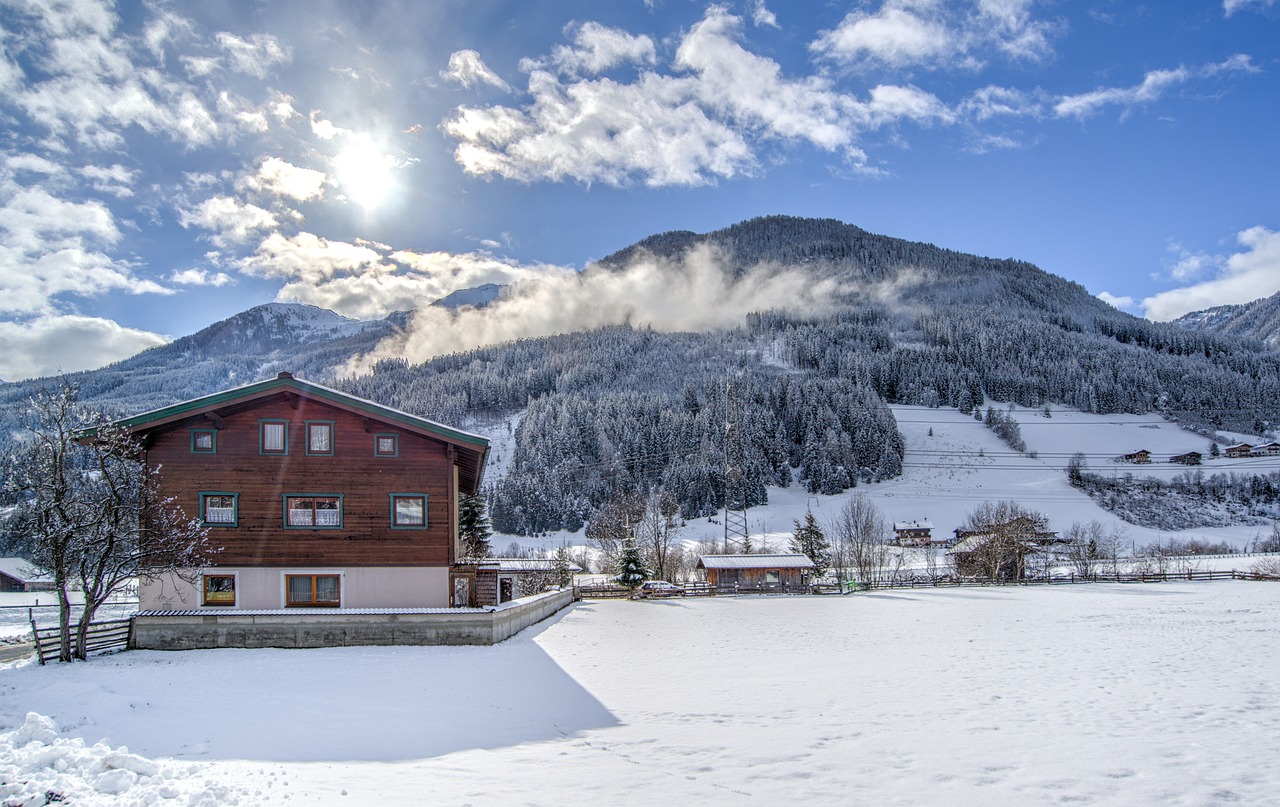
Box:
0, 559, 56, 592
696, 554, 815, 591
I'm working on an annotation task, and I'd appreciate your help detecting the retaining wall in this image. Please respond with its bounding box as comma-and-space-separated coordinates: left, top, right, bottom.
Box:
131, 588, 574, 650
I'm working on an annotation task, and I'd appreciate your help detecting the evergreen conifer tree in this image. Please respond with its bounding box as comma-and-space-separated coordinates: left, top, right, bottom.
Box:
617, 537, 648, 595
459, 494, 492, 558
790, 510, 830, 578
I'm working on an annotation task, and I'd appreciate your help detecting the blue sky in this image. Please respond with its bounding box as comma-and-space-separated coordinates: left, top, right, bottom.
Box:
1, 0, 1278, 380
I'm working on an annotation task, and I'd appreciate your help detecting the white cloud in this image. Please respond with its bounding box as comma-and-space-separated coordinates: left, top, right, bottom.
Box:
444, 7, 959, 186
550, 22, 656, 75
442, 50, 512, 91
1224, 0, 1278, 16
751, 1, 780, 28
179, 196, 277, 248
0, 314, 168, 381
1165, 241, 1224, 282
1055, 56, 1258, 119
246, 157, 328, 201
169, 268, 234, 287
811, 0, 1054, 72
1097, 291, 1135, 309
213, 32, 290, 79
309, 111, 348, 141
239, 231, 388, 284
352, 244, 842, 370
79, 163, 137, 197
959, 85, 1043, 121
1142, 226, 1280, 321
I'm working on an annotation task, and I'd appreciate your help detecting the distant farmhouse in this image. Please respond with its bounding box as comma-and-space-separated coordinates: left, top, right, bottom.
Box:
892, 520, 933, 546
0, 559, 55, 592
1122, 450, 1152, 464
1169, 451, 1202, 466
948, 516, 1062, 581
1225, 443, 1254, 459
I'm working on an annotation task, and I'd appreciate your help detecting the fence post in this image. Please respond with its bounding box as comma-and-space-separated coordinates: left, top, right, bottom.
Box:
28, 608, 44, 666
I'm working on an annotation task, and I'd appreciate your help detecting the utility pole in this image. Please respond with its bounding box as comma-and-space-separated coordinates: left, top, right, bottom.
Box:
722, 375, 750, 554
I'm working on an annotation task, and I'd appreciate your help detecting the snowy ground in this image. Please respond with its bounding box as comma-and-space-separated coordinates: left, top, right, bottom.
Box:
2, 581, 1278, 805
0, 593, 138, 641
498, 404, 1279, 561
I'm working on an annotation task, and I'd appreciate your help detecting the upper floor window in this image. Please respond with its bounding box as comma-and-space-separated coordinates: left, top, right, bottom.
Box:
389, 493, 428, 528
306, 421, 334, 456
374, 433, 399, 457
260, 420, 288, 455
285, 494, 342, 528
200, 492, 238, 526
190, 429, 217, 454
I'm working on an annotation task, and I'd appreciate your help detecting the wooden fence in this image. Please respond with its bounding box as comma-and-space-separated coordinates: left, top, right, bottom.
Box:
29, 609, 132, 665
576, 569, 1277, 600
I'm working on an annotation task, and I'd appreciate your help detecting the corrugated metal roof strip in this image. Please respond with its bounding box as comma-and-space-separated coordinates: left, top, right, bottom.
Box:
697, 554, 816, 570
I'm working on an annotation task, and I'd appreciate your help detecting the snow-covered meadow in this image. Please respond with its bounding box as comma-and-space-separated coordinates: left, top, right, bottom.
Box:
3, 581, 1278, 805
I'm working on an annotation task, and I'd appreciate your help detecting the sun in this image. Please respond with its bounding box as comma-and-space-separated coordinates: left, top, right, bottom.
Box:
333, 137, 395, 209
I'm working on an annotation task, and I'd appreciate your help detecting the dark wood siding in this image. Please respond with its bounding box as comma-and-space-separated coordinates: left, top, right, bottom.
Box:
144, 397, 455, 567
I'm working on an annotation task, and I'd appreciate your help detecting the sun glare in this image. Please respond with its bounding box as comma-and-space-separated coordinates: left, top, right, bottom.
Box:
333, 138, 395, 208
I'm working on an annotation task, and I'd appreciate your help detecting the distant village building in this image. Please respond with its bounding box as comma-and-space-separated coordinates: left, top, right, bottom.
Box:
1258, 442, 1280, 457
1122, 450, 1152, 464
696, 554, 814, 591
0, 559, 55, 593
1225, 443, 1254, 459
947, 516, 1062, 581
893, 520, 934, 546
1169, 451, 1203, 466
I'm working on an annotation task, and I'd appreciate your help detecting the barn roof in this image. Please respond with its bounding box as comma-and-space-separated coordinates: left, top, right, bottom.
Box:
894, 520, 933, 531
696, 554, 815, 570
109, 371, 489, 494
0, 558, 53, 584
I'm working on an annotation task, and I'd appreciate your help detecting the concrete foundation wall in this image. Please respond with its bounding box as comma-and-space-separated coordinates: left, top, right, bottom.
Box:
132, 587, 574, 649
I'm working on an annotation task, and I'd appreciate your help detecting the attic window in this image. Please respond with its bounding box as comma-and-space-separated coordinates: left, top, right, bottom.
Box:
191, 429, 216, 454
374, 434, 398, 457
260, 420, 288, 454
306, 421, 334, 456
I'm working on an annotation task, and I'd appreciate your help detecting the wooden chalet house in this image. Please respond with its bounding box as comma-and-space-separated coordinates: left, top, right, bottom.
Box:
892, 520, 933, 546
1225, 443, 1254, 459
118, 372, 490, 611
1122, 450, 1152, 464
1169, 451, 1202, 466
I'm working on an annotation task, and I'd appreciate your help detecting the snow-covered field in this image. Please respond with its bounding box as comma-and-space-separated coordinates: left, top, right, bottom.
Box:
3, 581, 1278, 805
499, 404, 1279, 560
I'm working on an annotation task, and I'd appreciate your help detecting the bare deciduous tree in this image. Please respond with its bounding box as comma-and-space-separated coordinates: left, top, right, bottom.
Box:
828, 495, 889, 587
2, 384, 212, 661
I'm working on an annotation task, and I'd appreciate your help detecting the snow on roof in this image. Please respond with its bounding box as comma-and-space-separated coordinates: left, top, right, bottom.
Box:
0, 558, 53, 584
894, 521, 933, 531
492, 558, 583, 573
697, 554, 815, 570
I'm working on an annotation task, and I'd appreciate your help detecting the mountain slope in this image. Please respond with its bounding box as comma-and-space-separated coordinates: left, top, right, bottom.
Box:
1172, 290, 1280, 349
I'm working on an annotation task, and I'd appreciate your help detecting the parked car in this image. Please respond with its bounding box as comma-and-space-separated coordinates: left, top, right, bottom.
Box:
636, 580, 684, 598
